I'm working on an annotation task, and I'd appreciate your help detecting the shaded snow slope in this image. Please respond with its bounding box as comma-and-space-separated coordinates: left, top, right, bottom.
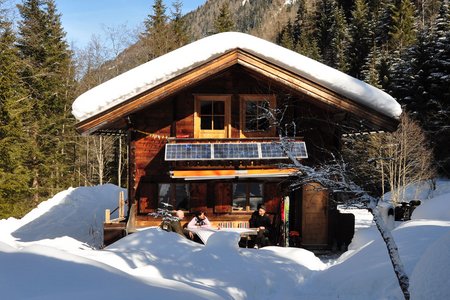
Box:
0, 184, 126, 249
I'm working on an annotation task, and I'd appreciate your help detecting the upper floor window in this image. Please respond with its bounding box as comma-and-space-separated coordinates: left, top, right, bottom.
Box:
194, 95, 231, 138
245, 100, 270, 131
240, 95, 276, 137
200, 100, 225, 130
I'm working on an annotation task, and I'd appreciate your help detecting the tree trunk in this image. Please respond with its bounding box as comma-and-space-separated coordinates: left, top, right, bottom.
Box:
369, 203, 410, 299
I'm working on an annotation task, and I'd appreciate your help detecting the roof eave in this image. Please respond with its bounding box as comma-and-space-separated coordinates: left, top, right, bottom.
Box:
75, 48, 399, 135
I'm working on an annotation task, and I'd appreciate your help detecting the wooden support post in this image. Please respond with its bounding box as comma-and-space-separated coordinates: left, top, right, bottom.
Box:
119, 191, 125, 219
105, 209, 111, 223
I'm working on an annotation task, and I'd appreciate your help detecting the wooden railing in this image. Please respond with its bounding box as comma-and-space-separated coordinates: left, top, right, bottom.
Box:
104, 191, 126, 224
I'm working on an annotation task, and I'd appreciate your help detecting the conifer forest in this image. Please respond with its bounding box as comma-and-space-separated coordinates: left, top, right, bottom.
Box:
0, 0, 449, 218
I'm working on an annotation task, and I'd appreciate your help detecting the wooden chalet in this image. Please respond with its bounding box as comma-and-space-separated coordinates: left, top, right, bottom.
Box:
73, 32, 401, 249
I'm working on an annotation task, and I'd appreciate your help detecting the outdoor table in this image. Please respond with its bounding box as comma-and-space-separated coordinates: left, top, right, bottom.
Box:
188, 227, 258, 246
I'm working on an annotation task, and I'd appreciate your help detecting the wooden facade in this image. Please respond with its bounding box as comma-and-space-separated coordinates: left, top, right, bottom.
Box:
76, 48, 398, 248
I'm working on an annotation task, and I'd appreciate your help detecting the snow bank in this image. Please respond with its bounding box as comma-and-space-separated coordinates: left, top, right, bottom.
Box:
1, 184, 126, 249
383, 178, 450, 204
412, 192, 450, 221
410, 230, 450, 299
0, 242, 220, 300
1, 181, 449, 299
72, 32, 401, 122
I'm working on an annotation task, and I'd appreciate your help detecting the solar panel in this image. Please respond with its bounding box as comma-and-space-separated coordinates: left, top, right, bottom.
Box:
260, 142, 308, 159
260, 143, 284, 158
289, 142, 308, 158
165, 142, 307, 161
213, 143, 259, 159
165, 143, 211, 160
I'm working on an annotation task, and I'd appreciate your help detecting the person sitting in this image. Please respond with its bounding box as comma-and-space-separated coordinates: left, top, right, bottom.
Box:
249, 204, 272, 248
187, 211, 211, 229
160, 210, 193, 239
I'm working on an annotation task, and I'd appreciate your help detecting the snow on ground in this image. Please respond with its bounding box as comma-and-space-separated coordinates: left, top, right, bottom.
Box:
1, 181, 449, 299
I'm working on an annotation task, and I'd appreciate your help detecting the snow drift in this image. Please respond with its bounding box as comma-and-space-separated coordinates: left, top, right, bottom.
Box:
1, 180, 449, 299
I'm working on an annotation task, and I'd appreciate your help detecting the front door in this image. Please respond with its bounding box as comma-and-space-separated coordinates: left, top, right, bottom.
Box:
301, 183, 328, 247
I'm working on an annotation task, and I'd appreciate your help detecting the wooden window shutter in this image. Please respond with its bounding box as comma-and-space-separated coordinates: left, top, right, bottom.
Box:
214, 182, 232, 213
138, 183, 157, 214
189, 183, 208, 213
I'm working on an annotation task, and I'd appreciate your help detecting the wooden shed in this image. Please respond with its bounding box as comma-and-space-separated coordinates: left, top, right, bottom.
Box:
73, 32, 401, 248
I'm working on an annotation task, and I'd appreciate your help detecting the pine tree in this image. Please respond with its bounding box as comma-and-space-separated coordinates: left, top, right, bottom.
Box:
398, 28, 434, 114
144, 0, 168, 35
16, 0, 75, 203
383, 0, 449, 175
293, 0, 321, 60
276, 19, 295, 50
0, 1, 33, 217
426, 0, 450, 174
213, 2, 235, 33
143, 0, 169, 59
316, 0, 350, 71
389, 0, 417, 53
331, 6, 351, 72
292, 0, 307, 45
416, 0, 442, 28
348, 0, 373, 78
374, 0, 395, 48
362, 44, 383, 88
428, 0, 450, 101
316, 0, 338, 65
171, 0, 189, 48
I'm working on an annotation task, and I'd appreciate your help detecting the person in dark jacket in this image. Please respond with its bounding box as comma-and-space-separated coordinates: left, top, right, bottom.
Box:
249, 205, 271, 248
160, 210, 194, 239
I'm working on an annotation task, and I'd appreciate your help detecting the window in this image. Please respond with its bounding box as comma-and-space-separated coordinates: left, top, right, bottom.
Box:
194, 95, 231, 138
232, 182, 263, 211
200, 100, 225, 130
158, 183, 189, 210
240, 95, 276, 137
245, 100, 270, 131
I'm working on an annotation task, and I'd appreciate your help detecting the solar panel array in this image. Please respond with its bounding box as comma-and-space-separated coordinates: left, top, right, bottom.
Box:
165, 142, 308, 161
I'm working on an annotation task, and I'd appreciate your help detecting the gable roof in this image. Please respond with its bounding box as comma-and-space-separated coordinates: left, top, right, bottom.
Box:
72, 32, 401, 133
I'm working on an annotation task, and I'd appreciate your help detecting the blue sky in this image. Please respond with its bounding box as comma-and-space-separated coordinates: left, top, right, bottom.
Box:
9, 0, 206, 48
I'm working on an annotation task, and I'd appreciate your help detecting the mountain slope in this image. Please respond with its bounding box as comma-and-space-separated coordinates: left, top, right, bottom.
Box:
184, 0, 299, 41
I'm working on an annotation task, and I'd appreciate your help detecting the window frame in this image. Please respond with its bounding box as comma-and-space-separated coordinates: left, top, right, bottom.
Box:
157, 183, 190, 211
194, 95, 231, 138
240, 94, 276, 137
232, 182, 264, 212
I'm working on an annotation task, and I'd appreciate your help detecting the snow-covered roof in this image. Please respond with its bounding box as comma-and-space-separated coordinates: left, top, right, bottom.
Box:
72, 32, 402, 122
